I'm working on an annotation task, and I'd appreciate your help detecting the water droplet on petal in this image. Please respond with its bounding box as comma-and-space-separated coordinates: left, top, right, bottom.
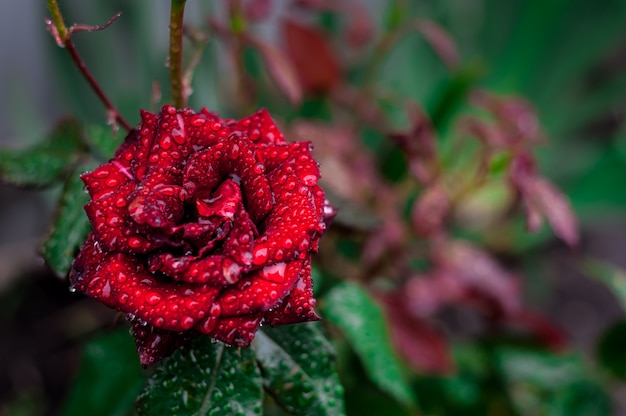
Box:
145, 292, 162, 305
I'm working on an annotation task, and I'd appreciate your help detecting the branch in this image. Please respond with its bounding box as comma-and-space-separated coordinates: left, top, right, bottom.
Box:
45, 0, 131, 132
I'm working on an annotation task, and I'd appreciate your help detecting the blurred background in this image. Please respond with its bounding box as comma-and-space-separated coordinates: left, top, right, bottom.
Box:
2, 0, 626, 415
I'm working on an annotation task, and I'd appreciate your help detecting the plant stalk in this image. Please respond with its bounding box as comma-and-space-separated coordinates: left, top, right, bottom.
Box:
46, 0, 132, 132
169, 0, 187, 108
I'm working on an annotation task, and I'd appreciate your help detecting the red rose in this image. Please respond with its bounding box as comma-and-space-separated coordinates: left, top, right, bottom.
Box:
70, 105, 335, 366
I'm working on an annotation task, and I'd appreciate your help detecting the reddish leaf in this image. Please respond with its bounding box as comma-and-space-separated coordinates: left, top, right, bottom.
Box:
248, 37, 303, 105
411, 183, 449, 237
379, 294, 454, 375
414, 20, 460, 70
243, 0, 272, 22
508, 310, 568, 351
282, 20, 341, 95
388, 103, 439, 184
432, 240, 522, 318
343, 3, 374, 48
471, 91, 543, 143
462, 117, 509, 149
510, 153, 579, 247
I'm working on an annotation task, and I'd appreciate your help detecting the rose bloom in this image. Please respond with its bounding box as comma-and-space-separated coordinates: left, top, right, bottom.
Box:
70, 105, 335, 366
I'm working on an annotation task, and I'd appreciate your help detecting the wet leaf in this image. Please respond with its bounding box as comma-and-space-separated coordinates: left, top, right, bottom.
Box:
137, 338, 262, 416
323, 283, 417, 408
0, 118, 85, 188
41, 163, 95, 277
84, 124, 123, 161
253, 323, 345, 416
61, 329, 145, 416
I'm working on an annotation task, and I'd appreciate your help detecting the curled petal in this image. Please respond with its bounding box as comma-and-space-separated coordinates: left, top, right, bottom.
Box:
84, 185, 163, 254
71, 235, 221, 331
129, 317, 198, 368
82, 161, 134, 200
229, 108, 285, 145
218, 260, 304, 317
204, 315, 263, 347
263, 256, 320, 325
183, 134, 273, 223
252, 170, 322, 267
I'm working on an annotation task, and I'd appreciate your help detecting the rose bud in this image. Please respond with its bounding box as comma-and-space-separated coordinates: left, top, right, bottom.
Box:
70, 105, 334, 366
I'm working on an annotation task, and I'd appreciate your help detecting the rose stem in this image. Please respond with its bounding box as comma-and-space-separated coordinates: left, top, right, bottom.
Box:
169, 0, 187, 108
228, 0, 255, 115
46, 0, 132, 132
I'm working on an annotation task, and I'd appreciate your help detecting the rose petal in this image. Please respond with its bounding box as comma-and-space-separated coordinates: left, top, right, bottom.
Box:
84, 184, 163, 254
218, 259, 303, 316
82, 161, 134, 200
205, 315, 263, 347
70, 237, 221, 331
186, 108, 229, 149
263, 256, 320, 325
252, 170, 321, 266
183, 134, 273, 223
150, 254, 243, 286
129, 316, 198, 367
229, 108, 285, 145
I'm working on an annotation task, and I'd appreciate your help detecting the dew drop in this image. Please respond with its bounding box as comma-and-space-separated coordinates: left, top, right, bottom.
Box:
252, 245, 268, 265
145, 292, 162, 305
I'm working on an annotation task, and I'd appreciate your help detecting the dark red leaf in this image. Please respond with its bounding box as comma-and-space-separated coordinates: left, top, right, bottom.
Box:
411, 183, 449, 237
247, 37, 303, 105
414, 20, 460, 70
510, 153, 579, 247
282, 20, 341, 95
379, 294, 454, 375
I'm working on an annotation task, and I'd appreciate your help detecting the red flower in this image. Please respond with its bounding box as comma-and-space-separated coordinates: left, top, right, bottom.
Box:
70, 105, 335, 366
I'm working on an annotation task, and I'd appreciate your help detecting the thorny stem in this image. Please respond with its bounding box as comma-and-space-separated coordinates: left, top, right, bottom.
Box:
45, 0, 132, 132
169, 0, 187, 108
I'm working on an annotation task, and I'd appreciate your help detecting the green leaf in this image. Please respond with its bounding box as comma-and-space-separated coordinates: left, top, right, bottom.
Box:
137, 339, 262, 416
0, 118, 85, 188
253, 323, 345, 416
580, 258, 626, 309
41, 163, 95, 277
596, 319, 626, 380
85, 124, 125, 161
492, 346, 610, 416
323, 283, 417, 408
62, 329, 145, 416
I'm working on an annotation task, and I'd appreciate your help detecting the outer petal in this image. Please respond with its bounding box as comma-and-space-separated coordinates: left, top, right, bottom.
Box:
251, 170, 323, 267
229, 108, 285, 146
129, 316, 198, 367
217, 259, 304, 316
204, 315, 263, 347
70, 235, 221, 332
263, 256, 320, 325
82, 161, 135, 201
84, 183, 163, 254
185, 107, 230, 149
